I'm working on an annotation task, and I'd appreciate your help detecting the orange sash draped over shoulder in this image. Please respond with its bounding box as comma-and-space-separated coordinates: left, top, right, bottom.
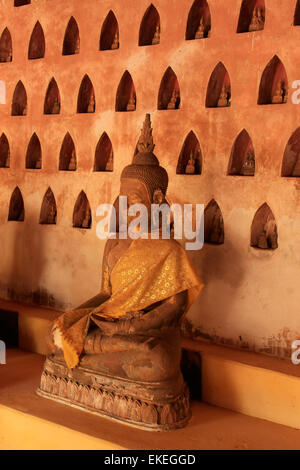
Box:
54, 238, 203, 369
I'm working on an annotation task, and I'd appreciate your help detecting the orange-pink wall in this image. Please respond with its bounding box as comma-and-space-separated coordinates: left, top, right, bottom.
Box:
0, 0, 299, 358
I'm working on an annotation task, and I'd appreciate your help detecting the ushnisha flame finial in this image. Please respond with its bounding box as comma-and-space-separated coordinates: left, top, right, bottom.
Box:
136, 114, 155, 154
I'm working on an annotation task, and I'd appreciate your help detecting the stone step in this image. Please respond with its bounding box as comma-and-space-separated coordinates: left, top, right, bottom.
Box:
1, 349, 300, 450
182, 337, 300, 430
1, 299, 300, 433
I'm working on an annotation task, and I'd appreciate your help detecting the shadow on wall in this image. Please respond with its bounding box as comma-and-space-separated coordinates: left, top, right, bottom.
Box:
183, 238, 246, 346
6, 190, 60, 308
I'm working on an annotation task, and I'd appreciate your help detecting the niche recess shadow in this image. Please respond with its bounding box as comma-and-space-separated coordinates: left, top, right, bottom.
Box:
237, 0, 265, 33
258, 55, 288, 105
28, 21, 45, 59
228, 129, 255, 176
0, 133, 10, 168
40, 188, 57, 225
26, 133, 42, 169
251, 203, 278, 250
282, 128, 300, 177
94, 133, 113, 171
73, 191, 92, 229
11, 81, 27, 116
63, 17, 80, 55
204, 199, 224, 244
59, 133, 76, 171
0, 28, 12, 62
115, 71, 136, 112
158, 67, 180, 110
100, 10, 119, 50
186, 0, 211, 40
139, 4, 161, 46
206, 62, 231, 108
177, 131, 202, 175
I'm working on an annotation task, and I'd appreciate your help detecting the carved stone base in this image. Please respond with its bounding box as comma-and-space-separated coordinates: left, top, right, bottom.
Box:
37, 355, 191, 431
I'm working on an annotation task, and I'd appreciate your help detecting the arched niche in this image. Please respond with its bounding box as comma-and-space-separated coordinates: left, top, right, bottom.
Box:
59, 133, 76, 171
228, 129, 255, 176
204, 199, 224, 244
40, 188, 57, 225
251, 203, 278, 250
28, 21, 45, 59
139, 4, 161, 46
237, 0, 265, 33
77, 75, 95, 113
62, 17, 80, 55
176, 131, 202, 175
281, 128, 300, 177
115, 71, 136, 112
0, 28, 12, 63
26, 133, 42, 169
0, 134, 10, 168
295, 0, 300, 25
100, 10, 119, 50
94, 133, 113, 171
14, 0, 30, 6
8, 187, 24, 222
185, 0, 211, 40
73, 191, 92, 229
11, 81, 27, 116
158, 67, 180, 110
206, 62, 231, 108
258, 55, 288, 105
44, 78, 60, 114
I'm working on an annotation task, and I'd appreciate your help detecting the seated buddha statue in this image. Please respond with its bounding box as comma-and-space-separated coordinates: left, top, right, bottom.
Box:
38, 114, 203, 430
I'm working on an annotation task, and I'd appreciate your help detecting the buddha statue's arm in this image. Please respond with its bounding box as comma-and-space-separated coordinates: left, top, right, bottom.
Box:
93, 290, 188, 336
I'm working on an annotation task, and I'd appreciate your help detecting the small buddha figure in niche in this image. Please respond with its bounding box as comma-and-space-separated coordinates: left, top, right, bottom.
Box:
105, 150, 113, 171
249, 7, 265, 32
185, 151, 196, 174
126, 88, 136, 111
68, 149, 76, 171
241, 150, 255, 176
38, 114, 203, 431
152, 23, 160, 45
111, 31, 119, 50
87, 92, 95, 113
292, 154, 300, 177
208, 213, 224, 244
257, 218, 278, 250
52, 98, 60, 115
272, 81, 287, 104
217, 84, 230, 107
35, 153, 42, 170
81, 205, 91, 229
75, 35, 80, 54
167, 88, 180, 110
195, 17, 205, 39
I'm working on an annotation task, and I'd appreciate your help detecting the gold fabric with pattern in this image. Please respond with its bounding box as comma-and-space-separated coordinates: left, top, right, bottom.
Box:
55, 238, 203, 369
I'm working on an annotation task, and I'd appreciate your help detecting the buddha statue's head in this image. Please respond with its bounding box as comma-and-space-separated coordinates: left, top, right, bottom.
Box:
118, 115, 168, 225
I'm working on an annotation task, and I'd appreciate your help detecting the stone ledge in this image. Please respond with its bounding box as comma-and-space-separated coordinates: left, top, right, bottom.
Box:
182, 338, 300, 430
1, 349, 300, 450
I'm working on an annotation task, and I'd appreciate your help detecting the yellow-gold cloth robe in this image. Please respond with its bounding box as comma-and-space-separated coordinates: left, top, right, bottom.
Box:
54, 238, 203, 369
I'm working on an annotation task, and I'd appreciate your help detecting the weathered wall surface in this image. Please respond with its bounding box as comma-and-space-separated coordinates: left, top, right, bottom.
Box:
0, 0, 299, 358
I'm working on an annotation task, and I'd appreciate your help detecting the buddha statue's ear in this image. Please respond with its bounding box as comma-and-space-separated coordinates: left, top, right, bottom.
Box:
153, 188, 164, 205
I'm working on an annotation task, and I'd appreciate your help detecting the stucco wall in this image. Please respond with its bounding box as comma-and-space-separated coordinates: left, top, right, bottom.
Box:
0, 0, 299, 358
